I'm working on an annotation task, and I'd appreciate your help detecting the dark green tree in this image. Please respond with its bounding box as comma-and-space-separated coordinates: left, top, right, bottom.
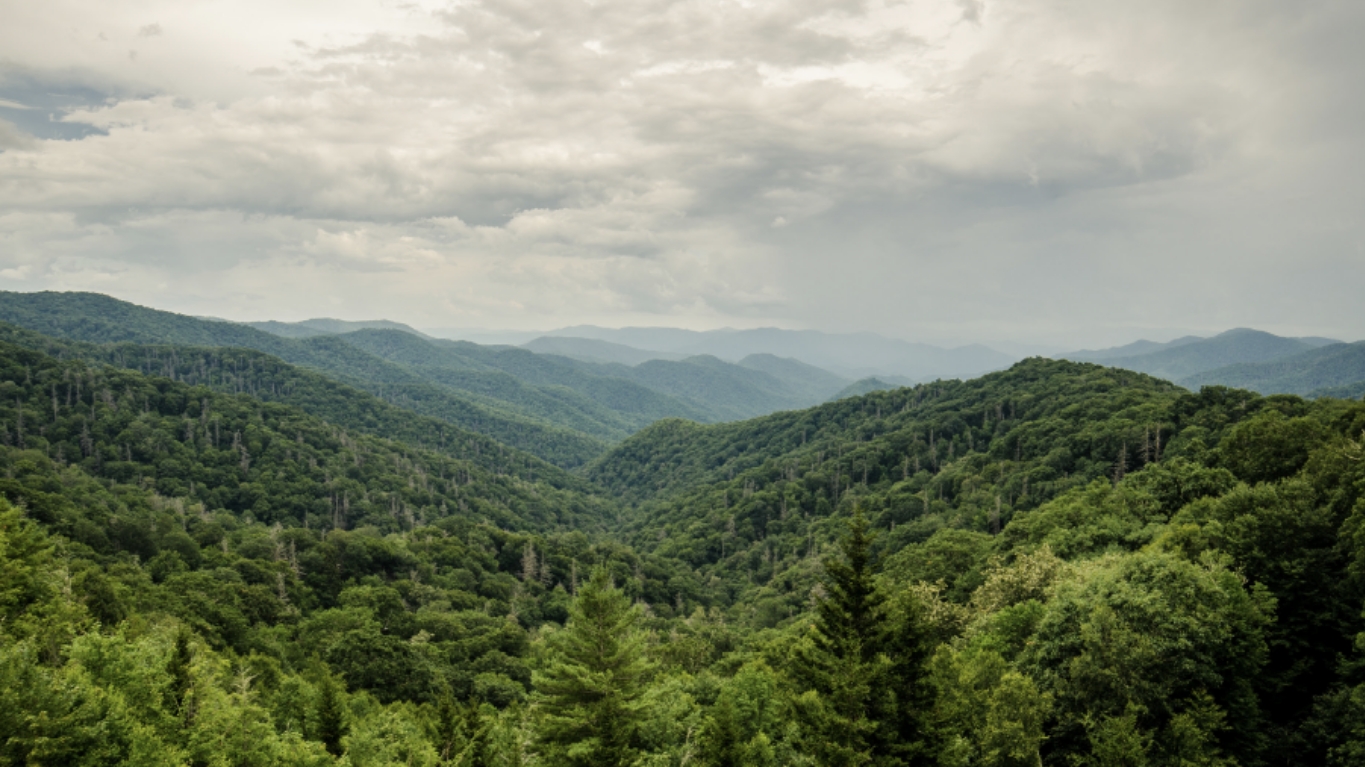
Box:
532, 568, 653, 767
315, 674, 348, 757
164, 627, 195, 726
428, 690, 489, 766
798, 507, 932, 766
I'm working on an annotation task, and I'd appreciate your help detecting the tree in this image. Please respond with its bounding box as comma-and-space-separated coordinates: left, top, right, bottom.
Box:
314, 674, 348, 757
796, 507, 932, 766
532, 568, 653, 767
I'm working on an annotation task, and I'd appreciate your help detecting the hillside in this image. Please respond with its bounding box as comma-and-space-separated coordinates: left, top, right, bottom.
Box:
1063, 334, 1203, 361
1179, 341, 1365, 396
0, 322, 609, 480
1063, 327, 1331, 380
828, 375, 912, 400
0, 293, 680, 465
736, 353, 850, 401
588, 358, 1185, 507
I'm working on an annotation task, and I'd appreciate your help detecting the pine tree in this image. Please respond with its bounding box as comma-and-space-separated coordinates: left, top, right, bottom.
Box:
429, 690, 489, 765
164, 627, 195, 726
532, 568, 653, 767
315, 674, 348, 757
798, 507, 932, 766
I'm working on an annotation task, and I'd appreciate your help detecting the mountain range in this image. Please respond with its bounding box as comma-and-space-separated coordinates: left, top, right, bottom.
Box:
1058, 327, 1365, 397
1, 289, 1364, 764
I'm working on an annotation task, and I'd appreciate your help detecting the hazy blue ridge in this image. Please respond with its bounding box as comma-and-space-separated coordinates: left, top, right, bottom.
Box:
337, 329, 709, 433
1066, 328, 1323, 380
1179, 340, 1365, 396
736, 353, 850, 401
522, 335, 685, 365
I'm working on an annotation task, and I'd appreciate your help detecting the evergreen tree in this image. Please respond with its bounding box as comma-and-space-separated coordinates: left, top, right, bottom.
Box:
798, 507, 931, 766
533, 568, 653, 767
428, 690, 489, 766
315, 674, 348, 757
165, 627, 195, 726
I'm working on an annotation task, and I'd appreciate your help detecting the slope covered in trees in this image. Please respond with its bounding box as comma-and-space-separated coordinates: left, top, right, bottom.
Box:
0, 321, 610, 470
4, 313, 1365, 766
0, 293, 700, 465
0, 292, 865, 464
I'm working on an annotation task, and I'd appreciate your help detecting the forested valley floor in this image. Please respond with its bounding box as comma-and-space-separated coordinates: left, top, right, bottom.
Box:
2, 319, 1365, 767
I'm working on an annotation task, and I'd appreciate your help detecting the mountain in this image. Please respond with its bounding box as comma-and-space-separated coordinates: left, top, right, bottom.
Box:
521, 335, 683, 366
829, 375, 914, 400
1179, 341, 1365, 396
540, 325, 1016, 380
1063, 335, 1204, 362
242, 319, 332, 338
249, 317, 430, 338
0, 293, 852, 455
735, 354, 850, 401
586, 358, 1184, 506
1310, 379, 1365, 400
0, 292, 620, 465
1060, 328, 1335, 380
336, 329, 711, 433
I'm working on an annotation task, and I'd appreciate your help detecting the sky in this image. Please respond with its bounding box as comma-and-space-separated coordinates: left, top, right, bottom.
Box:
0, 0, 1362, 349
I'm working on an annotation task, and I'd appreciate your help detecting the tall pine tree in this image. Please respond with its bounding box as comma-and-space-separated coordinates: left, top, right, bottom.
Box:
798, 507, 932, 766
532, 568, 653, 767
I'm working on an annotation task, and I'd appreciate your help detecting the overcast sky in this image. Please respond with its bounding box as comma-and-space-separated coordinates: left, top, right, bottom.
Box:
1, 0, 1362, 348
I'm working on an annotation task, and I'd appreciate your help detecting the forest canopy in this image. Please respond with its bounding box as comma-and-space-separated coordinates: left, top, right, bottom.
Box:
1, 319, 1363, 766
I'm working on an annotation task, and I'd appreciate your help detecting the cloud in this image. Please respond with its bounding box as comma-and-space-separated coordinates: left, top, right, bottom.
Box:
0, 0, 1361, 344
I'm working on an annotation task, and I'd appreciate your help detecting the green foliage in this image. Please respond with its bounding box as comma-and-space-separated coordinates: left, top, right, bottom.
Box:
3, 306, 1365, 767
532, 569, 653, 767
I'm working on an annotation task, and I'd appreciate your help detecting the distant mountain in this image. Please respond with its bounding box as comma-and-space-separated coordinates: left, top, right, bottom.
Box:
611, 355, 823, 421
1179, 341, 1365, 396
541, 325, 1015, 380
1060, 328, 1335, 380
829, 376, 915, 401
522, 336, 684, 366
337, 329, 711, 433
243, 320, 332, 338
1063, 336, 1204, 362
736, 354, 849, 401
248, 317, 429, 338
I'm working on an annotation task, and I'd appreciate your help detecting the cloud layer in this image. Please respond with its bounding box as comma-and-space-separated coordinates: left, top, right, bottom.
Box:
1, 0, 1362, 345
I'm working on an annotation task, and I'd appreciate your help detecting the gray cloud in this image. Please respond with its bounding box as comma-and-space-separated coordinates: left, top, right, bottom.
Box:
0, 0, 1361, 345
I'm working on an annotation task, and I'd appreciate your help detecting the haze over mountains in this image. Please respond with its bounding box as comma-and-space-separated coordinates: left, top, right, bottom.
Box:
1056, 328, 1365, 398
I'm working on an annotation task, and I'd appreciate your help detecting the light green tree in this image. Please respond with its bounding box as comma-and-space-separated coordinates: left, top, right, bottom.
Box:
532, 568, 654, 767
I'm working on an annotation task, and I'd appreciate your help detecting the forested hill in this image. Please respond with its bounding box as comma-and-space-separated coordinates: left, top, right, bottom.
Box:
0, 292, 685, 466
0, 322, 598, 490
0, 339, 612, 532
588, 358, 1191, 617
0, 292, 858, 465
589, 358, 1184, 506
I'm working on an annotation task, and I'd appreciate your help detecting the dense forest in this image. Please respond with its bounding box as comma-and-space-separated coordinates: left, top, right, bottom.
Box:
2, 305, 1365, 766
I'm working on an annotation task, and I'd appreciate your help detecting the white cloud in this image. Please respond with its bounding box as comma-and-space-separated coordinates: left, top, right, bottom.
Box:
0, 0, 1361, 345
